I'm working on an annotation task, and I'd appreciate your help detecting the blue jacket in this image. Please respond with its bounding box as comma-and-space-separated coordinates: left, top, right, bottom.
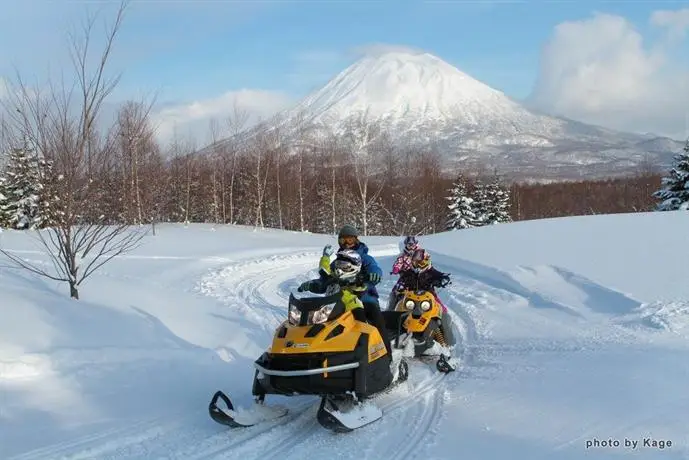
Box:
313, 242, 382, 303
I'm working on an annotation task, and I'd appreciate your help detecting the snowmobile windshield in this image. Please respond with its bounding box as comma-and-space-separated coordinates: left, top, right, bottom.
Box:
288, 292, 345, 326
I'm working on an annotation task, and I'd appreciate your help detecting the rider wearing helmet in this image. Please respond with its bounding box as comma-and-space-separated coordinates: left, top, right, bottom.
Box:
396, 249, 451, 315
386, 236, 421, 310
299, 225, 391, 355
394, 248, 454, 342
391, 236, 419, 275
298, 249, 370, 317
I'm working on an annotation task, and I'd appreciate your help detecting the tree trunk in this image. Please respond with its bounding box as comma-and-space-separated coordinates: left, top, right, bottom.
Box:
331, 154, 336, 234
69, 281, 79, 299
276, 149, 283, 229
298, 149, 304, 232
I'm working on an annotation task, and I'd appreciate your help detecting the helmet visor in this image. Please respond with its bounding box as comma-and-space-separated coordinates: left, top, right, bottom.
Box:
338, 236, 357, 247
414, 258, 430, 269
333, 259, 360, 278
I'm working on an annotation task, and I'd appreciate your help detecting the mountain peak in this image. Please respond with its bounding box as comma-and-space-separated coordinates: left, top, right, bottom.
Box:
289, 49, 518, 126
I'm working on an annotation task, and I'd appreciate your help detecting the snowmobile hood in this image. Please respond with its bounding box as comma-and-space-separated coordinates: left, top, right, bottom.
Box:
395, 289, 441, 332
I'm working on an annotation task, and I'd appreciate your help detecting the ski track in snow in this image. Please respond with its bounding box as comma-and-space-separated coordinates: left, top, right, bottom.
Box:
8, 248, 480, 460
191, 249, 475, 460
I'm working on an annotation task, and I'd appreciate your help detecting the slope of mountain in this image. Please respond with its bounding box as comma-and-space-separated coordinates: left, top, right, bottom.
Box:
206, 50, 682, 180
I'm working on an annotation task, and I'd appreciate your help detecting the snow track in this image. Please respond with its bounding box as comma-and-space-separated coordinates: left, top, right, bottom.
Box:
7, 248, 479, 460
193, 249, 474, 460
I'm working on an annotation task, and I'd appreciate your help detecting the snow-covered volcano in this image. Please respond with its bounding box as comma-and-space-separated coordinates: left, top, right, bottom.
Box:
291, 51, 526, 125
211, 50, 683, 179
284, 51, 567, 140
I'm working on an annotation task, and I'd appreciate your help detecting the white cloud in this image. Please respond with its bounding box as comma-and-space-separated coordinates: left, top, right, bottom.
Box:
651, 8, 689, 42
150, 89, 294, 146
529, 11, 689, 138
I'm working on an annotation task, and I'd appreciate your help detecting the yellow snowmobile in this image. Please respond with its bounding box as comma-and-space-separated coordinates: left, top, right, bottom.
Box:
208, 249, 409, 432
384, 289, 457, 373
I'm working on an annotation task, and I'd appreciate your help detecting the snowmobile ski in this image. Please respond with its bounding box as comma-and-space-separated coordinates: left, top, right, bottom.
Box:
208, 390, 288, 428
316, 357, 410, 433
317, 396, 383, 432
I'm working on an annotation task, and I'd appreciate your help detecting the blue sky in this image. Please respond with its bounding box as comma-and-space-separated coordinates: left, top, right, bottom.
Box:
1, 0, 687, 142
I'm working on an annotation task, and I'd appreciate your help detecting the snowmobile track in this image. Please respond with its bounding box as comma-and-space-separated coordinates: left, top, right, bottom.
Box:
198, 252, 320, 332
384, 389, 445, 460
7, 413, 189, 460
378, 294, 473, 460
188, 400, 318, 460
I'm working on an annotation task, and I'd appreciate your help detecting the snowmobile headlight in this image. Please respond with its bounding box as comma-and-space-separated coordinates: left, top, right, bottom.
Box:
309, 303, 335, 324
288, 304, 301, 325
420, 300, 431, 311
405, 300, 415, 310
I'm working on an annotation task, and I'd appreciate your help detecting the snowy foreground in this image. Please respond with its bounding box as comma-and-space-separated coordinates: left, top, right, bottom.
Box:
2, 212, 689, 459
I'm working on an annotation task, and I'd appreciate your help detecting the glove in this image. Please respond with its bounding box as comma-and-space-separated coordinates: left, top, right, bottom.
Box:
322, 244, 334, 257
297, 281, 311, 292
368, 272, 381, 284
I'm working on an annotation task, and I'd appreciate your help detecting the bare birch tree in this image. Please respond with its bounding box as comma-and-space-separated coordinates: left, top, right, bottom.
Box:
0, 0, 148, 300
341, 111, 386, 235
207, 118, 223, 224
225, 104, 249, 224
262, 119, 284, 229
117, 99, 156, 224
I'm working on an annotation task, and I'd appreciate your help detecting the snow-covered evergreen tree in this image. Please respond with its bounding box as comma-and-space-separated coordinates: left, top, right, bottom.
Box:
653, 141, 689, 211
470, 179, 489, 226
446, 175, 476, 230
483, 177, 512, 224
1, 147, 43, 229
0, 146, 61, 230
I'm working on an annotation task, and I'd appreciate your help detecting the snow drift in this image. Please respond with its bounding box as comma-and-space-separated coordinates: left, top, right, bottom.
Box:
2, 212, 689, 459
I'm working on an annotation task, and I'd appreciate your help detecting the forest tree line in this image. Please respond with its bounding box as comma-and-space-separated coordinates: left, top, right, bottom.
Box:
0, 101, 666, 236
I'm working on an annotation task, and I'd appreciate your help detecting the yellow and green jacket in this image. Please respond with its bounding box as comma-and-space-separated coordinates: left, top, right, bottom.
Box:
300, 255, 366, 311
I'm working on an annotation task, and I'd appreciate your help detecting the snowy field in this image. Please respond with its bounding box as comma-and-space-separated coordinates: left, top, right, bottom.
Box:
1, 212, 689, 459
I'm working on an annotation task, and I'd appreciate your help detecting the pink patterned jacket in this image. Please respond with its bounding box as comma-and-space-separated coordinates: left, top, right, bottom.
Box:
391, 253, 413, 274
